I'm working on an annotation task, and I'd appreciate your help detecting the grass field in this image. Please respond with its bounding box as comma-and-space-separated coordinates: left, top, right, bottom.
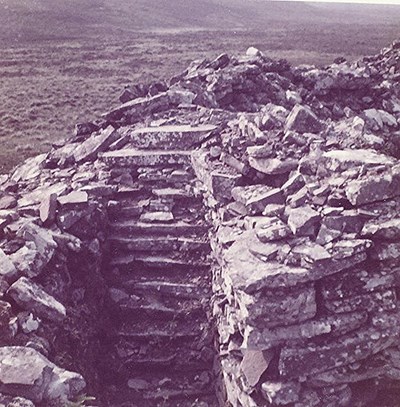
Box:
1, 2, 400, 173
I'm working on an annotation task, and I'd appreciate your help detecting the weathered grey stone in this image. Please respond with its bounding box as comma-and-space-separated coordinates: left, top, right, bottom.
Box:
101, 149, 192, 167
244, 312, 368, 349
287, 205, 320, 236
0, 249, 17, 281
361, 218, 400, 240
7, 277, 66, 322
279, 323, 398, 379
0, 346, 85, 403
323, 149, 395, 172
225, 236, 369, 292
255, 217, 292, 242
232, 185, 284, 215
73, 126, 119, 163
285, 104, 323, 134
345, 165, 400, 205
237, 283, 316, 329
0, 194, 17, 210
130, 124, 216, 150
240, 350, 274, 387
261, 381, 301, 405
15, 223, 57, 277
248, 156, 298, 175
58, 191, 88, 206
39, 193, 58, 226
281, 172, 306, 197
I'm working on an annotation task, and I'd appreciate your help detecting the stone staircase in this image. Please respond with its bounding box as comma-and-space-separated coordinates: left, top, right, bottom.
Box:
99, 125, 218, 406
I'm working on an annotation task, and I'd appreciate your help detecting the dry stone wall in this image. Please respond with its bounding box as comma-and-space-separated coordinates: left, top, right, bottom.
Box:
0, 40, 400, 406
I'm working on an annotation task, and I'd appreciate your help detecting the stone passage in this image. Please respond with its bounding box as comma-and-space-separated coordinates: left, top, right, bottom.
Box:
99, 125, 218, 406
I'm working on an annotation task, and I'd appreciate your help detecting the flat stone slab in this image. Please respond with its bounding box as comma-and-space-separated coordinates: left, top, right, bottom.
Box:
100, 149, 192, 167
323, 149, 395, 172
129, 124, 216, 150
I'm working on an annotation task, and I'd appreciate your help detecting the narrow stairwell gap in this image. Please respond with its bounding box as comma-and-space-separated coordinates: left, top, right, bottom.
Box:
94, 126, 222, 407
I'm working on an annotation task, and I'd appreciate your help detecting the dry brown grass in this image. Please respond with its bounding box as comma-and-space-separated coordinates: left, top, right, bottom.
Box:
1, 24, 400, 173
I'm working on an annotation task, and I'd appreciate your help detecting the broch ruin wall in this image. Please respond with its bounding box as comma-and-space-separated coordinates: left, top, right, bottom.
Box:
1, 41, 400, 406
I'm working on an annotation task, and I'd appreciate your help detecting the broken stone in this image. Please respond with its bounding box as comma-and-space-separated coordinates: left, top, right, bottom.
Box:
279, 324, 397, 379
287, 205, 320, 236
248, 156, 298, 175
0, 194, 17, 210
7, 277, 66, 322
361, 218, 400, 240
58, 191, 89, 206
255, 217, 292, 242
261, 381, 301, 405
345, 165, 400, 205
240, 349, 274, 387
285, 104, 323, 134
231, 185, 284, 215
39, 193, 58, 226
0, 346, 85, 403
0, 249, 17, 282
73, 126, 119, 163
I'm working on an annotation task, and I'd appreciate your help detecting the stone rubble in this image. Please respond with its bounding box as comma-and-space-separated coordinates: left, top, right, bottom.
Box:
0, 40, 399, 406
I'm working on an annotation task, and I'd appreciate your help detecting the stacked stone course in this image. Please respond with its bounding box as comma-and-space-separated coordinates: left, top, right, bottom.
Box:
0, 40, 400, 406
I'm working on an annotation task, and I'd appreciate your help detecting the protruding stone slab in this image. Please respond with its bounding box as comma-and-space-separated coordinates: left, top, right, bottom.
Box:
248, 157, 298, 175
100, 149, 192, 167
73, 126, 120, 163
130, 124, 216, 150
323, 149, 395, 172
7, 277, 66, 322
232, 185, 284, 215
345, 165, 400, 205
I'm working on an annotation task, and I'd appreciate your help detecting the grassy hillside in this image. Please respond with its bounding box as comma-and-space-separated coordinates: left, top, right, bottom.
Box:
0, 0, 399, 172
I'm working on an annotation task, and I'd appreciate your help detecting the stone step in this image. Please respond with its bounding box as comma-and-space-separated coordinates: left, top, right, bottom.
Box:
100, 149, 192, 168
109, 220, 209, 238
109, 253, 211, 270
102, 371, 216, 407
127, 124, 216, 150
116, 301, 205, 319
108, 236, 210, 255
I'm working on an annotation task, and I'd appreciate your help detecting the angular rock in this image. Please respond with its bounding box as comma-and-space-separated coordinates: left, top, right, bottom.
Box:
287, 205, 320, 236
361, 218, 400, 240
285, 104, 323, 134
240, 350, 274, 387
279, 324, 398, 379
255, 217, 292, 242
345, 165, 400, 205
236, 284, 316, 329
244, 312, 368, 349
58, 191, 89, 206
7, 277, 66, 322
0, 194, 17, 210
39, 193, 58, 226
73, 126, 119, 163
323, 149, 395, 172
231, 185, 284, 215
261, 381, 301, 405
248, 156, 298, 175
0, 248, 17, 281
0, 346, 85, 403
